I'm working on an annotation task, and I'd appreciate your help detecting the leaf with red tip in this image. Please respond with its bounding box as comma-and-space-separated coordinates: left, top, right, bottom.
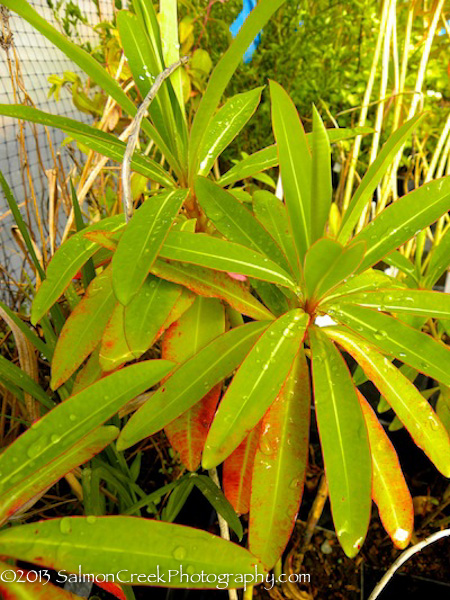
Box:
95, 581, 126, 600
326, 327, 450, 477
163, 297, 226, 470
223, 423, 262, 514
51, 267, 116, 389
152, 259, 274, 321
249, 350, 310, 569
358, 392, 413, 549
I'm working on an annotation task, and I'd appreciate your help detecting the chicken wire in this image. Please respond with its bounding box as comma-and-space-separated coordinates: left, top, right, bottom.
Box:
0, 0, 115, 301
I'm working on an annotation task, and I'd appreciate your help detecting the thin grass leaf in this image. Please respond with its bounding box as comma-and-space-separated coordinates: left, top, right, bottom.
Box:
193, 474, 243, 540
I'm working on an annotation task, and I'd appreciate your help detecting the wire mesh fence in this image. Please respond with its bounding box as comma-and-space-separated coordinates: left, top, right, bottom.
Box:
0, 0, 115, 302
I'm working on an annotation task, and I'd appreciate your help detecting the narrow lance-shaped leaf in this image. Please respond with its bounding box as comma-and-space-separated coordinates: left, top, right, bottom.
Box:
327, 303, 450, 386
325, 326, 450, 477
339, 114, 426, 242
223, 423, 262, 515
319, 269, 403, 306
0, 517, 264, 588
117, 321, 270, 451
32, 215, 125, 324
0, 355, 54, 410
311, 105, 332, 241
217, 127, 374, 188
0, 360, 173, 526
51, 267, 117, 389
160, 231, 296, 289
303, 239, 365, 303
424, 225, 450, 288
112, 189, 188, 305
189, 0, 286, 179
198, 87, 264, 176
309, 326, 371, 558
192, 474, 243, 540
99, 303, 133, 372
329, 288, 450, 320
163, 297, 225, 471
270, 80, 312, 262
195, 177, 291, 272
0, 105, 175, 188
253, 190, 300, 277
249, 349, 310, 569
202, 310, 309, 469
357, 392, 413, 549
351, 176, 450, 273
152, 259, 274, 321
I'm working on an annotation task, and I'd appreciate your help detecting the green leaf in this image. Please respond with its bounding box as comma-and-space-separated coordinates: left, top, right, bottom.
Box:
163, 297, 225, 471
192, 474, 243, 540
197, 87, 264, 176
249, 350, 310, 569
0, 516, 264, 587
160, 231, 296, 289
0, 354, 54, 411
123, 275, 182, 358
99, 303, 133, 372
159, 0, 184, 111
189, 0, 286, 180
0, 171, 45, 279
132, 0, 164, 63
309, 326, 371, 558
328, 304, 450, 386
384, 251, 418, 286
331, 289, 450, 320
32, 216, 124, 324
253, 190, 300, 277
202, 310, 309, 469
152, 260, 274, 320
0, 426, 117, 526
117, 321, 269, 450
319, 269, 402, 306
0, 360, 173, 524
303, 239, 365, 302
358, 392, 413, 549
195, 178, 291, 272
51, 267, 117, 389
311, 105, 332, 241
217, 128, 373, 188
339, 114, 426, 242
326, 327, 450, 477
70, 181, 96, 289
252, 280, 290, 317
352, 177, 450, 272
270, 80, 311, 261
112, 189, 188, 305
0, 105, 175, 188
0, 300, 50, 360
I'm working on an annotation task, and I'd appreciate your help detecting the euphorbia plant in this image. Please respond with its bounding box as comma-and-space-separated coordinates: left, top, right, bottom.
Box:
1, 0, 450, 595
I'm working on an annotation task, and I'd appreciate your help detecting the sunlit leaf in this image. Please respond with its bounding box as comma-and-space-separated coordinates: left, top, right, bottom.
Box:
326, 327, 450, 477
152, 260, 275, 321
270, 80, 311, 261
0, 517, 264, 588
351, 177, 450, 272
339, 114, 426, 242
32, 216, 124, 324
198, 87, 263, 176
311, 105, 332, 241
249, 350, 310, 569
112, 189, 188, 305
51, 267, 116, 389
309, 326, 371, 558
0, 361, 173, 525
202, 310, 309, 469
327, 304, 450, 386
163, 297, 225, 470
117, 321, 269, 451
358, 392, 413, 549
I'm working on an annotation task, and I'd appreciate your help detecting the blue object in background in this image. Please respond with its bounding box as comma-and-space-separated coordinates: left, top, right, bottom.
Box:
229, 0, 261, 63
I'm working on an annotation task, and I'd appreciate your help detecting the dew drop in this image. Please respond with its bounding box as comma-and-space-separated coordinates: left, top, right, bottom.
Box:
173, 546, 187, 560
